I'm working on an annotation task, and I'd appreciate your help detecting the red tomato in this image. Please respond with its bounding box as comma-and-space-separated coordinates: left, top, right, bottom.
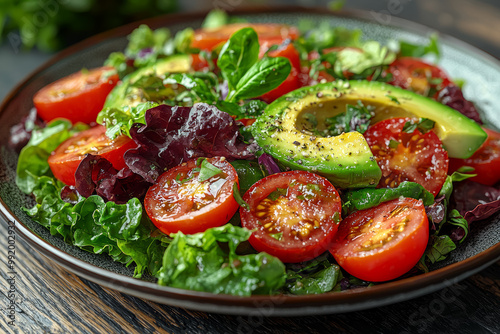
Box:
330, 197, 429, 282
33, 67, 119, 124
387, 57, 452, 97
260, 42, 302, 103
449, 127, 500, 185
144, 157, 239, 235
191, 23, 299, 51
48, 125, 136, 186
364, 117, 449, 196
240, 171, 342, 263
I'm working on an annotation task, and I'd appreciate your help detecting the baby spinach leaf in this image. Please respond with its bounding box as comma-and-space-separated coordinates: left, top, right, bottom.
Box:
227, 56, 291, 102
342, 181, 434, 215
218, 27, 260, 90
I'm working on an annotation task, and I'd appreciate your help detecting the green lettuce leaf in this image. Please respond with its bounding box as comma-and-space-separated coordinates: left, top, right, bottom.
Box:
156, 224, 286, 296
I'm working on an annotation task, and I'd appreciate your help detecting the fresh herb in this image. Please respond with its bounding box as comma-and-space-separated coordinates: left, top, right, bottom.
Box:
323, 101, 373, 136
267, 188, 288, 201
232, 182, 250, 210
402, 118, 435, 134
198, 159, 224, 182
285, 256, 341, 295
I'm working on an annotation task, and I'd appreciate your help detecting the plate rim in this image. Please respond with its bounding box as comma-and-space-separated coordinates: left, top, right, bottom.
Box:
1, 6, 499, 316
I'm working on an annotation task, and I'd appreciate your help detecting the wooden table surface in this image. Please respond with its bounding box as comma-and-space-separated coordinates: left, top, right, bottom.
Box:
1, 1, 500, 333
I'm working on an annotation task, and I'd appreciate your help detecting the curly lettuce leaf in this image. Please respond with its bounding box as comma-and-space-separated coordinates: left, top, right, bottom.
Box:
16, 119, 87, 194
124, 103, 259, 183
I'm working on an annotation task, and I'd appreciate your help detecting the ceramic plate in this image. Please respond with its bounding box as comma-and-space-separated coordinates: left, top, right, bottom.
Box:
1, 7, 499, 316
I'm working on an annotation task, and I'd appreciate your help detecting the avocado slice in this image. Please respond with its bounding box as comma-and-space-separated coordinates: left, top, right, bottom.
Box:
252, 80, 486, 189
104, 54, 191, 109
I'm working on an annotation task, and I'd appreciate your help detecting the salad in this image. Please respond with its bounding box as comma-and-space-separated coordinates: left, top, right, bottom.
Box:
10, 10, 500, 296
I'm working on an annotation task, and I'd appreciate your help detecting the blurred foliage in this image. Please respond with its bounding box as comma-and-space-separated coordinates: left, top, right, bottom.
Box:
0, 0, 178, 52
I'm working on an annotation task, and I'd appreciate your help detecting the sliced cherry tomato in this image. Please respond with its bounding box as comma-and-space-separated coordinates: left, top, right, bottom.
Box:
260, 42, 302, 103
364, 117, 449, 196
240, 170, 342, 263
387, 57, 452, 97
330, 197, 429, 282
191, 23, 299, 52
33, 67, 119, 124
48, 125, 136, 186
449, 127, 500, 185
144, 157, 239, 235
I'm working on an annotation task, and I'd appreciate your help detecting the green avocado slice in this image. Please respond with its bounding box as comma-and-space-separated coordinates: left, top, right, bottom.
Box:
252, 80, 486, 189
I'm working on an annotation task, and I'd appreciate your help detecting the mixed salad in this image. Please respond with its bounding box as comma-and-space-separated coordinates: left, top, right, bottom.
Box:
11, 10, 500, 296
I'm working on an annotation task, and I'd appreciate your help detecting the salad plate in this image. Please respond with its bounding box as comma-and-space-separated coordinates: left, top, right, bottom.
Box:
1, 7, 499, 316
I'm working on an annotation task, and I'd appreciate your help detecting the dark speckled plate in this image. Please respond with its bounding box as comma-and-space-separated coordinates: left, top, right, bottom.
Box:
1, 7, 499, 316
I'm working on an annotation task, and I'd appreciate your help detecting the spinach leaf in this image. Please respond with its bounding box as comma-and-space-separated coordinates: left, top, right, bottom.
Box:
156, 224, 286, 296
227, 56, 291, 102
218, 27, 260, 90
285, 257, 341, 295
163, 72, 219, 103
342, 181, 434, 215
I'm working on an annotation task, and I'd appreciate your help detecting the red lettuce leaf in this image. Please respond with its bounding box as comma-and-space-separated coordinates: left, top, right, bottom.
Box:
452, 180, 500, 224
75, 154, 151, 204
124, 103, 259, 183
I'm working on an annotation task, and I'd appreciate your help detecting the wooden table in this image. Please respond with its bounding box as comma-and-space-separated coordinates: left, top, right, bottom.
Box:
1, 1, 500, 333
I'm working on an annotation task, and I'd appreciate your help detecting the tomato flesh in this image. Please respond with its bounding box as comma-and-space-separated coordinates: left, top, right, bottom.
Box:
387, 57, 452, 97
330, 197, 429, 282
191, 23, 299, 52
240, 170, 342, 263
48, 125, 136, 186
364, 117, 449, 196
33, 67, 119, 124
144, 157, 239, 235
449, 127, 500, 185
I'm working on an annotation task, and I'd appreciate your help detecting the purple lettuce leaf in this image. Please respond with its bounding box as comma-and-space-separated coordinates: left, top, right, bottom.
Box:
258, 153, 282, 175
437, 85, 483, 124
9, 108, 46, 152
75, 154, 151, 204
124, 103, 259, 183
452, 180, 500, 224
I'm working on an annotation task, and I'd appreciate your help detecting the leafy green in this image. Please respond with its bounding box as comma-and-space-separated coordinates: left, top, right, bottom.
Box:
323, 101, 373, 136
218, 27, 260, 90
16, 119, 88, 194
126, 25, 170, 57
342, 181, 435, 215
97, 101, 159, 139
398, 33, 441, 60
163, 72, 219, 104
285, 257, 341, 295
156, 224, 286, 296
197, 159, 224, 182
227, 56, 291, 102
402, 118, 435, 134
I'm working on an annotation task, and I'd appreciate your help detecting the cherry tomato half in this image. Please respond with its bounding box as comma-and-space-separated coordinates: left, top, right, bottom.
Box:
364, 117, 449, 196
330, 197, 429, 282
449, 127, 500, 186
144, 157, 239, 235
191, 23, 299, 52
387, 57, 452, 97
48, 125, 136, 186
33, 67, 119, 124
240, 170, 342, 263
